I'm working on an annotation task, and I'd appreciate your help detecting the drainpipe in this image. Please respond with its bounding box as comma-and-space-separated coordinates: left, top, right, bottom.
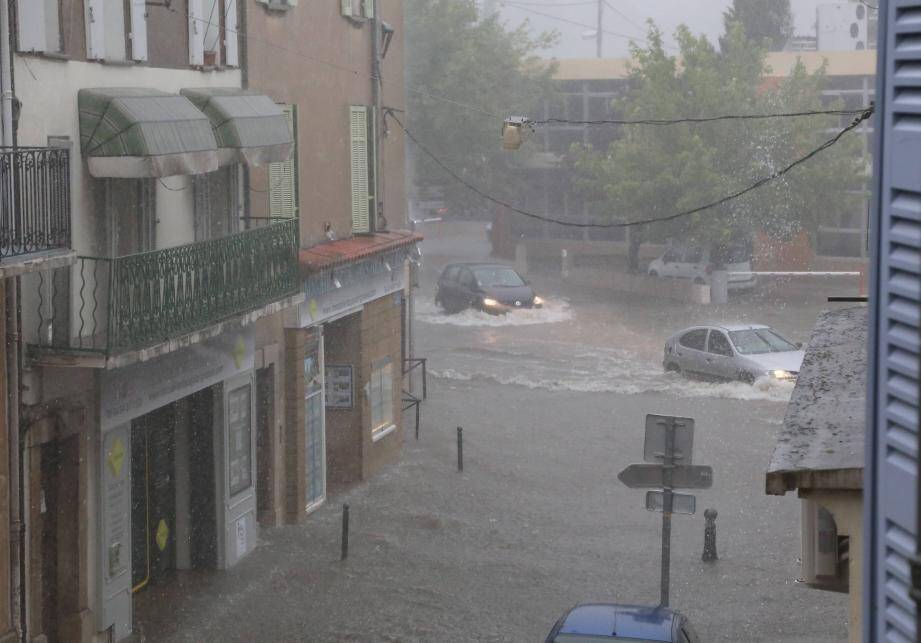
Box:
0, 1, 23, 640
370, 0, 382, 232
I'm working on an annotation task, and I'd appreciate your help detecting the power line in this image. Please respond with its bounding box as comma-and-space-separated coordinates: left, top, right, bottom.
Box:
601, 0, 645, 33
388, 106, 873, 229
531, 107, 870, 126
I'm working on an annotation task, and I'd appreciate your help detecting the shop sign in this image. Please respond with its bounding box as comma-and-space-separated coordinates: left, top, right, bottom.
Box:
290, 263, 405, 328
325, 365, 353, 408
100, 328, 254, 431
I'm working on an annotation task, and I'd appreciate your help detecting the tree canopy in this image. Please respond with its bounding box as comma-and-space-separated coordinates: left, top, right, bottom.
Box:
721, 0, 794, 52
404, 0, 558, 215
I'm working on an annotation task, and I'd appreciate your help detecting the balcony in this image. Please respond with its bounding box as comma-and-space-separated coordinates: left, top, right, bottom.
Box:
0, 147, 74, 275
28, 218, 300, 366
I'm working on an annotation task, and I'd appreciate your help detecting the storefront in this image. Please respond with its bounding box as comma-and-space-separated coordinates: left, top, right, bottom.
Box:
97, 329, 255, 640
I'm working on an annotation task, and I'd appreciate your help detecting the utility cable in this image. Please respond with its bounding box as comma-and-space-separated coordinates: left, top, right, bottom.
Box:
530, 107, 870, 126
388, 106, 873, 229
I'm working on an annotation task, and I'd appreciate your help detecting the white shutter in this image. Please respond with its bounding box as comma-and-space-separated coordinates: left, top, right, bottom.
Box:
867, 2, 921, 641
269, 105, 297, 219
349, 106, 370, 234
85, 0, 106, 60
340, 0, 353, 17
362, 0, 374, 19
223, 0, 238, 67
188, 0, 204, 66
16, 0, 46, 52
129, 0, 148, 61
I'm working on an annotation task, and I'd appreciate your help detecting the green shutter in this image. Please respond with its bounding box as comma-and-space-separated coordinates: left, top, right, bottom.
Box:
269, 104, 297, 218
350, 105, 370, 233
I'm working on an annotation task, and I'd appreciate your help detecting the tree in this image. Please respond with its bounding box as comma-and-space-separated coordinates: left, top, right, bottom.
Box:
571, 21, 863, 270
720, 0, 794, 52
404, 0, 558, 216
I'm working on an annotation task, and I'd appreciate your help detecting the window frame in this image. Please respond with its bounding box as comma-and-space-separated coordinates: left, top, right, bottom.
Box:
679, 329, 708, 352
707, 330, 734, 357
369, 357, 394, 439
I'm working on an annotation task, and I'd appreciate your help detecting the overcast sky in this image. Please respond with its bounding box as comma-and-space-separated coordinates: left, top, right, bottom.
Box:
490, 0, 838, 59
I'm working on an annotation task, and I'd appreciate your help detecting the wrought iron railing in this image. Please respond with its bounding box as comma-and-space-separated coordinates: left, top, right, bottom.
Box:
0, 147, 71, 260
30, 218, 299, 355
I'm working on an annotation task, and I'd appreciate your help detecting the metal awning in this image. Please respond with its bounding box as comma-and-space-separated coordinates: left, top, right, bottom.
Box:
78, 88, 219, 178
180, 88, 293, 167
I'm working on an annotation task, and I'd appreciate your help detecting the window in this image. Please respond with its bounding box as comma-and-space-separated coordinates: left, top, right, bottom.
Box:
196, 0, 239, 66
369, 358, 393, 436
459, 270, 477, 289
443, 266, 460, 283
17, 0, 62, 54
194, 167, 240, 241
349, 105, 376, 233
227, 383, 253, 497
679, 329, 708, 351
728, 329, 798, 355
269, 105, 298, 218
707, 331, 733, 357
341, 0, 373, 19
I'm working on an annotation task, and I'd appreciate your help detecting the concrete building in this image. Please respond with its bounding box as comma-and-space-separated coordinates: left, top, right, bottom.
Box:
765, 306, 867, 642
6, 1, 307, 640
245, 0, 420, 526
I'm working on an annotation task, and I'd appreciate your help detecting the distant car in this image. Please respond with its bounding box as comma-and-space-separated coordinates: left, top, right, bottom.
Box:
664, 323, 804, 383
647, 245, 756, 291
545, 603, 700, 643
435, 263, 543, 314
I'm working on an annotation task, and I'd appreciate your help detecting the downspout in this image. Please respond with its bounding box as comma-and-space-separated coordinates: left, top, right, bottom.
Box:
370, 0, 382, 232
0, 1, 23, 639
239, 0, 251, 222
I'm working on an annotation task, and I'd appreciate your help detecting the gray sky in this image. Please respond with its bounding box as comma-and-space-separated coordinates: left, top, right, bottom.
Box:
491, 0, 833, 59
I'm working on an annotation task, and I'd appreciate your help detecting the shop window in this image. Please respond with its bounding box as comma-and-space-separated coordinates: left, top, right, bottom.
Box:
227, 383, 253, 497
369, 357, 393, 437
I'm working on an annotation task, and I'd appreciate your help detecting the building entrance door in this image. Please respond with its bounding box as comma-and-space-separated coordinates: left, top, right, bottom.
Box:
305, 331, 326, 511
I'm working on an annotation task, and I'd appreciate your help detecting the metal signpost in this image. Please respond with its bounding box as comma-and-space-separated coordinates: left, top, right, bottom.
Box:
617, 414, 713, 607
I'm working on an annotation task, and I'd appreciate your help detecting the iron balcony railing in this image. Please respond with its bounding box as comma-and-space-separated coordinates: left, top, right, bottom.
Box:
0, 147, 71, 260
31, 218, 299, 356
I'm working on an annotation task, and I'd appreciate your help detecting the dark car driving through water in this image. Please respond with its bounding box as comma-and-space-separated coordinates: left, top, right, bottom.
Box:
435, 263, 544, 314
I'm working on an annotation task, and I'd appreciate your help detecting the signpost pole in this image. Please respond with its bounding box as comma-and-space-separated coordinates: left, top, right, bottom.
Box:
660, 417, 675, 607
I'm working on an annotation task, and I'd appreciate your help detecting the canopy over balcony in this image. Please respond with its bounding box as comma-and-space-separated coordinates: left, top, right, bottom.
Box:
78, 87, 219, 178
181, 88, 293, 167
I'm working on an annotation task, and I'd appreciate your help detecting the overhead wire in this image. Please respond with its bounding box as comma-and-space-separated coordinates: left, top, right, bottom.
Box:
530, 107, 870, 126
387, 106, 874, 229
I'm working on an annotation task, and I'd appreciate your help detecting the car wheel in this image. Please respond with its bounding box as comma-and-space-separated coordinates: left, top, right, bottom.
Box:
649, 270, 659, 278
693, 277, 706, 285
665, 362, 680, 373
739, 371, 755, 385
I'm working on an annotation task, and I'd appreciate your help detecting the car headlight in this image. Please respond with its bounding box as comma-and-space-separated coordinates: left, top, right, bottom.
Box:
481, 297, 500, 307
771, 370, 796, 380
533, 295, 545, 306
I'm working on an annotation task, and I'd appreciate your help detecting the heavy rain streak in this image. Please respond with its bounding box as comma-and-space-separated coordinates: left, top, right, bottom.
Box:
1, 0, 889, 642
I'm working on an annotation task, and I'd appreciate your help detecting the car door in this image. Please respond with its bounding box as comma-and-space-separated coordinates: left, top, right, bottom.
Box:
659, 248, 680, 277
705, 329, 737, 379
675, 328, 709, 374
439, 266, 459, 308
457, 268, 479, 309
680, 247, 705, 281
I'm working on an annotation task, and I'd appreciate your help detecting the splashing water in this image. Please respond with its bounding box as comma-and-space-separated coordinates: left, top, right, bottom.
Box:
415, 298, 574, 327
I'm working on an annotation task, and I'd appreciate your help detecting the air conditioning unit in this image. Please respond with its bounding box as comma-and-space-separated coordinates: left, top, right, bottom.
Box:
817, 2, 870, 51
801, 498, 849, 593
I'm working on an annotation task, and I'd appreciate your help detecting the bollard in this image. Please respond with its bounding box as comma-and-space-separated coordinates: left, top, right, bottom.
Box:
702, 508, 718, 562
341, 504, 350, 560
457, 426, 463, 472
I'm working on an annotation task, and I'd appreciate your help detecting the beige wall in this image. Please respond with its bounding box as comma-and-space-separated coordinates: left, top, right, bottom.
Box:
246, 0, 407, 247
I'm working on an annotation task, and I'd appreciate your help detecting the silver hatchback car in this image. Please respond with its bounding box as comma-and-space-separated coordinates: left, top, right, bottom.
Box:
664, 324, 804, 383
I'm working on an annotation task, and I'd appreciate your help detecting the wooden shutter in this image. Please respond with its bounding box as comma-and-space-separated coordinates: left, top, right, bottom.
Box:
269, 105, 297, 219
349, 106, 370, 233
188, 0, 204, 65
223, 0, 238, 67
129, 0, 148, 61
85, 0, 106, 60
867, 2, 921, 640
16, 0, 46, 52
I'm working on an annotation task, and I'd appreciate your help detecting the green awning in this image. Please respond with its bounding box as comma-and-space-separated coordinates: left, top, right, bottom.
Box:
79, 88, 219, 178
181, 88, 293, 167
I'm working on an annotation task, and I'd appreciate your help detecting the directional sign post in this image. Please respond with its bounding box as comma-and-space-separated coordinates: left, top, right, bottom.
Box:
617, 414, 714, 608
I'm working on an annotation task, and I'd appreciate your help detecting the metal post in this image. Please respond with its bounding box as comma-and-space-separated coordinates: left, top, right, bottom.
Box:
702, 508, 718, 562
660, 417, 675, 607
414, 401, 420, 440
421, 358, 427, 400
340, 504, 350, 560
596, 0, 604, 58
457, 426, 463, 472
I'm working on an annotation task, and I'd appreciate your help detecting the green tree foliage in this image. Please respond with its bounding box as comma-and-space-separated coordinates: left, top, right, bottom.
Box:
404, 0, 558, 215
720, 0, 793, 51
572, 21, 864, 268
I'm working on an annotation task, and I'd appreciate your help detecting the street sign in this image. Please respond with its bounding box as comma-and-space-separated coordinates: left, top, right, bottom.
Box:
644, 414, 694, 464
617, 463, 713, 490
646, 490, 696, 515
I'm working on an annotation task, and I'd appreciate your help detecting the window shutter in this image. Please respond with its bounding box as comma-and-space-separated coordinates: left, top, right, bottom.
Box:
269, 105, 297, 219
188, 0, 204, 66
16, 0, 46, 52
340, 0, 353, 17
362, 0, 374, 19
867, 3, 921, 641
129, 0, 148, 61
223, 0, 239, 67
85, 0, 106, 60
349, 106, 370, 234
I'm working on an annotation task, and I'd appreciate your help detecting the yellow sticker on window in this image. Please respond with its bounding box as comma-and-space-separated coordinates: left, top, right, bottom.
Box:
155, 519, 169, 552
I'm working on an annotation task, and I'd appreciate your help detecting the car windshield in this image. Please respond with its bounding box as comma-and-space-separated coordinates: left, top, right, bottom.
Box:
474, 267, 525, 287
729, 329, 798, 354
